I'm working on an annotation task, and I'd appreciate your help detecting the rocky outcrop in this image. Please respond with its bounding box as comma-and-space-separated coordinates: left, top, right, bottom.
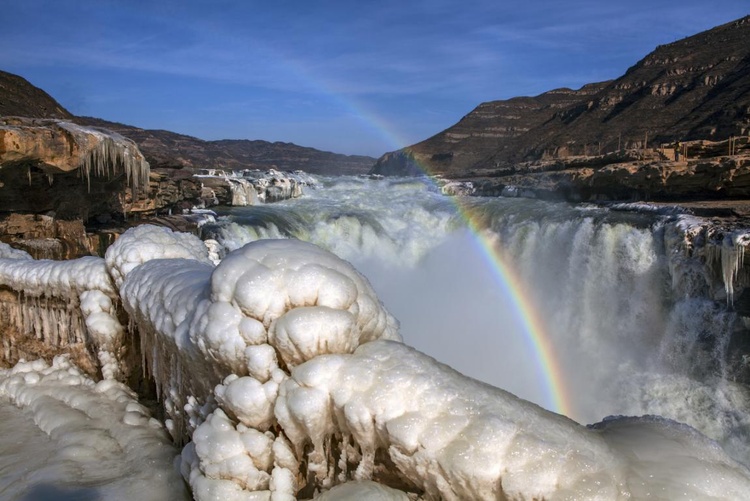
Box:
0, 214, 96, 260
0, 117, 151, 219
372, 15, 750, 185
0, 117, 149, 188
461, 143, 750, 202
0, 117, 312, 260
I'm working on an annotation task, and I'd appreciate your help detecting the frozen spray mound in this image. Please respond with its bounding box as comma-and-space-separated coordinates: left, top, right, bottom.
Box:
2, 224, 750, 499
276, 340, 750, 500
106, 226, 400, 498
0, 356, 188, 500
105, 224, 214, 288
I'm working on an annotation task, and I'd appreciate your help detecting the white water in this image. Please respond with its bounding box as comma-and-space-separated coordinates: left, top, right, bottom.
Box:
205, 176, 750, 467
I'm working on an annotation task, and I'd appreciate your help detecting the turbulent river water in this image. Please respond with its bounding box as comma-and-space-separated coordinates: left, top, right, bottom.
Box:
205, 176, 750, 466
2, 174, 750, 499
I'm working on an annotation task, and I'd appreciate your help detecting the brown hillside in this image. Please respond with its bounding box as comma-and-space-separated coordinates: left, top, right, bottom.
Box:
371, 83, 609, 176
0, 70, 72, 119
73, 116, 375, 176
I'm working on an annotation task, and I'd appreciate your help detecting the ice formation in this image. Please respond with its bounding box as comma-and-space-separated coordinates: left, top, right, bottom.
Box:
227, 177, 261, 206
106, 227, 399, 497
0, 252, 123, 373
672, 216, 750, 304
194, 168, 308, 206
3, 221, 750, 499
57, 121, 151, 196
79, 289, 125, 380
274, 340, 750, 499
0, 356, 188, 500
104, 223, 214, 288
0, 242, 32, 260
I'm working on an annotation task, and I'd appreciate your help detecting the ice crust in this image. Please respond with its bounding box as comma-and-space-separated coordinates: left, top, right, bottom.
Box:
0, 242, 32, 260
105, 224, 214, 288
0, 255, 115, 298
0, 356, 188, 500
3, 224, 750, 499
277, 340, 750, 500
57, 121, 151, 196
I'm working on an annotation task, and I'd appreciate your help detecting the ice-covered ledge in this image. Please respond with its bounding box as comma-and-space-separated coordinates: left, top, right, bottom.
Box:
1, 226, 750, 499
0, 117, 152, 222
0, 242, 125, 379
0, 117, 150, 195
194, 168, 314, 206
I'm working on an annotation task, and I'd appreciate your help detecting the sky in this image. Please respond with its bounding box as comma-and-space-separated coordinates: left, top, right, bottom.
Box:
2, 1, 748, 158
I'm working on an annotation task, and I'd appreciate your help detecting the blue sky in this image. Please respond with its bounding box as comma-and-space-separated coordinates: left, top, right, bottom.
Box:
2, 1, 748, 157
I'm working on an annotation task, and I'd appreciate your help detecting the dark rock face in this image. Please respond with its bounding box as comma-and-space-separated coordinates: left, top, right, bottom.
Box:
0, 214, 95, 259
372, 15, 750, 197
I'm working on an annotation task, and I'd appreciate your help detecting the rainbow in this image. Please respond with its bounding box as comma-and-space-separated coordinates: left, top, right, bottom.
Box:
271, 55, 576, 419
451, 199, 575, 419
409, 175, 576, 419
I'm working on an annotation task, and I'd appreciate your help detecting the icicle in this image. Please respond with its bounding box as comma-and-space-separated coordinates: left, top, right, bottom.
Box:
705, 233, 750, 306
57, 121, 150, 196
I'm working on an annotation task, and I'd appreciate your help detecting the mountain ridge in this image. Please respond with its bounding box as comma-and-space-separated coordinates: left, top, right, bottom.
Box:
371, 15, 750, 177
